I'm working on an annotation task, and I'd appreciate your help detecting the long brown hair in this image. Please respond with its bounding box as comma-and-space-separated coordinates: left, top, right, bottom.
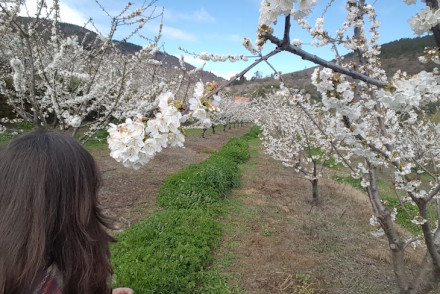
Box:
0, 131, 115, 294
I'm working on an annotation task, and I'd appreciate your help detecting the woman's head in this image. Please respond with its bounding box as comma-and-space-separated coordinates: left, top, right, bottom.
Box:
0, 130, 114, 294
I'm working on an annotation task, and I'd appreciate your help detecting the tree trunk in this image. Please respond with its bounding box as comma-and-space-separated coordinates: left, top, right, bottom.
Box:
426, 1, 440, 47
311, 160, 319, 204
229, 123, 231, 130
50, 116, 58, 129
366, 165, 409, 292
72, 127, 79, 138
201, 128, 207, 138
212, 125, 215, 134
223, 124, 227, 132
312, 179, 318, 204
410, 253, 440, 293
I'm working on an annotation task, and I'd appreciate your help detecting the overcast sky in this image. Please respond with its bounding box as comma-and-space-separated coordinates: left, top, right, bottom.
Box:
21, 0, 427, 79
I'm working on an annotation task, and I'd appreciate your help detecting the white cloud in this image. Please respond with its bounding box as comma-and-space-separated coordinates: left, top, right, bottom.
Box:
162, 26, 198, 42
205, 33, 242, 43
191, 8, 215, 23
164, 8, 215, 23
20, 0, 88, 26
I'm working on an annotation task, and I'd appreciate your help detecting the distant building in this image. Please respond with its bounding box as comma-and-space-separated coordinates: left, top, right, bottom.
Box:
234, 96, 250, 102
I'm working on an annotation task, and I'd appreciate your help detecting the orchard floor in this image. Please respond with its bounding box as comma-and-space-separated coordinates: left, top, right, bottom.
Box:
94, 126, 251, 229
210, 139, 425, 294
94, 128, 425, 293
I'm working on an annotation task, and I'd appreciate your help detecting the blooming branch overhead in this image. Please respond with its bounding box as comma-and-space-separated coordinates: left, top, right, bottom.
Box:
107, 81, 221, 169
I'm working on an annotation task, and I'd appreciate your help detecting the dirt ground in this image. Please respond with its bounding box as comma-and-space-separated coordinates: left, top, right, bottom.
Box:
212, 140, 426, 294
93, 126, 251, 229
93, 129, 426, 293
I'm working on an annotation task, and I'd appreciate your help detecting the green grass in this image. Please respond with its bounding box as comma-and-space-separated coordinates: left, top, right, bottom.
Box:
81, 129, 109, 150
0, 131, 15, 145
111, 209, 222, 293
307, 147, 342, 169
184, 125, 226, 137
201, 148, 216, 154
0, 120, 35, 145
13, 120, 33, 130
334, 175, 363, 190
111, 128, 260, 293
334, 174, 438, 236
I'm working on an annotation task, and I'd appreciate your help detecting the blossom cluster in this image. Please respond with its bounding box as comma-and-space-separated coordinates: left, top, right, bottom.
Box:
199, 52, 249, 62
189, 81, 221, 128
419, 47, 440, 64
107, 92, 185, 169
107, 81, 221, 169
242, 37, 259, 55
408, 6, 440, 35
0, 0, 200, 142
256, 0, 317, 47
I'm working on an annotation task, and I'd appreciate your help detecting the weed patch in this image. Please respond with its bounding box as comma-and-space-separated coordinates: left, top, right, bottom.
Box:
333, 174, 437, 236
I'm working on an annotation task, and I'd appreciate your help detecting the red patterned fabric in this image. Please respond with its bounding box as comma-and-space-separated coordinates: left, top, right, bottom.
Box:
34, 264, 63, 294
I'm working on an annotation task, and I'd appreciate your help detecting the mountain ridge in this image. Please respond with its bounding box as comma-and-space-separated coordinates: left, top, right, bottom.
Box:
230, 35, 437, 97
18, 16, 224, 83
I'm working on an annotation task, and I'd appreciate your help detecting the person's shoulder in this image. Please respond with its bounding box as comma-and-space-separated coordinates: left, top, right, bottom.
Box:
33, 264, 63, 294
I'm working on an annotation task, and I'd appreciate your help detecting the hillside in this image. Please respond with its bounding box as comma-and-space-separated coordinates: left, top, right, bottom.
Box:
0, 18, 222, 118
230, 35, 437, 98
11, 17, 222, 82
57, 20, 222, 83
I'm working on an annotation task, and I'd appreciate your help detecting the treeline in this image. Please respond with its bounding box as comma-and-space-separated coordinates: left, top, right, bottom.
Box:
380, 35, 436, 59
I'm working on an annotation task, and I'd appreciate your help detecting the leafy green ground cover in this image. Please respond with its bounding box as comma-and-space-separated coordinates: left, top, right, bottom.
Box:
334, 174, 436, 236
0, 120, 34, 145
110, 126, 261, 293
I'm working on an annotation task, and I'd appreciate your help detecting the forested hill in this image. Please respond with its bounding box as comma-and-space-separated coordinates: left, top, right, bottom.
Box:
17, 17, 223, 82
347, 35, 436, 74
230, 35, 437, 97
0, 18, 223, 118
380, 35, 436, 59
287, 35, 438, 88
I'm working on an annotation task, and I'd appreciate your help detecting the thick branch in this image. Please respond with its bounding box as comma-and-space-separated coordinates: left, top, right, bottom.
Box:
367, 164, 409, 291
283, 15, 290, 44
426, 182, 440, 203
418, 203, 440, 269
262, 32, 387, 88
204, 49, 281, 99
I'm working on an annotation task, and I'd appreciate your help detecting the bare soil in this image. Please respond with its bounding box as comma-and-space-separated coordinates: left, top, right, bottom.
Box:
93, 126, 251, 229
94, 129, 425, 293
212, 140, 425, 294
